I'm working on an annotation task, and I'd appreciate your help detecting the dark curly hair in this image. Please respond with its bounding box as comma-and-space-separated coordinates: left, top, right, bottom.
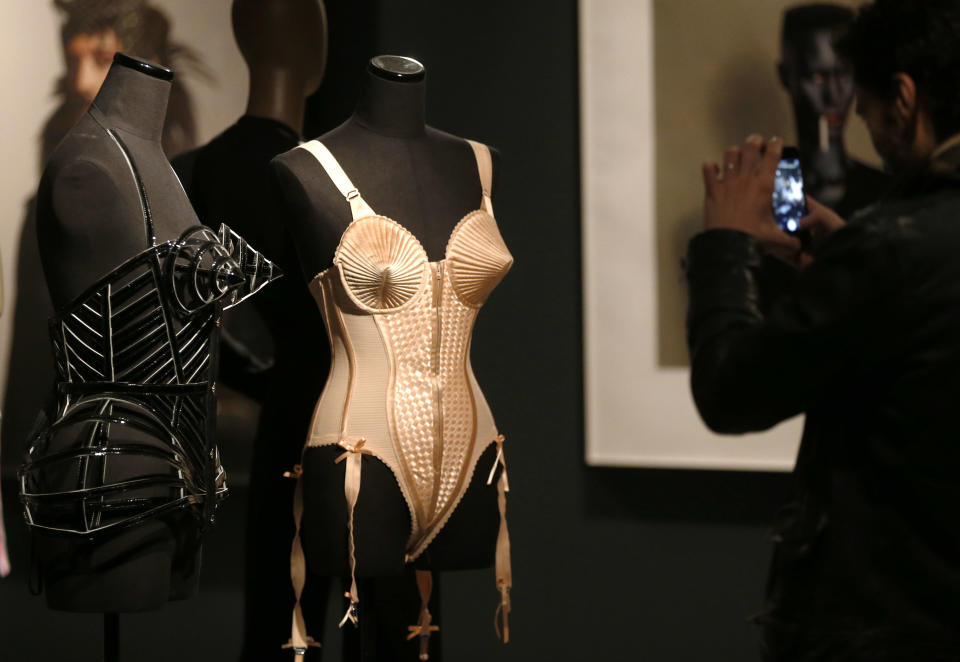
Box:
56, 0, 147, 49
781, 3, 854, 53
837, 0, 960, 141
47, 0, 211, 158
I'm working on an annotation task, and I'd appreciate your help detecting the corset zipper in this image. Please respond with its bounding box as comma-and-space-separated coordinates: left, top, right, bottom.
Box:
431, 262, 445, 523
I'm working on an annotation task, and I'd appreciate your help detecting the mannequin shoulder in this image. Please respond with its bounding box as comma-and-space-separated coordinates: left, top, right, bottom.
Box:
39, 154, 141, 235
270, 144, 350, 255
43, 123, 143, 201
271, 145, 326, 192
36, 149, 150, 300
271, 145, 350, 220
426, 126, 500, 154
426, 127, 502, 194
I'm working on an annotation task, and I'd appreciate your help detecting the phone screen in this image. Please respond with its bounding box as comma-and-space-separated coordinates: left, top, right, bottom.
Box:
773, 149, 807, 234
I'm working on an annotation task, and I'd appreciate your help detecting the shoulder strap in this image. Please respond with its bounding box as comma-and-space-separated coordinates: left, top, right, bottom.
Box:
298, 141, 377, 220
87, 104, 157, 247
466, 140, 494, 214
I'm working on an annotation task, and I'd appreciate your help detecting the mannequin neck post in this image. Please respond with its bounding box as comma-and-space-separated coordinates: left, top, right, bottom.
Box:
353, 60, 427, 138
91, 59, 171, 142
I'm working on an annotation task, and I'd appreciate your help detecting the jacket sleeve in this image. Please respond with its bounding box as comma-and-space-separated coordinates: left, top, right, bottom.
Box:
685, 223, 901, 434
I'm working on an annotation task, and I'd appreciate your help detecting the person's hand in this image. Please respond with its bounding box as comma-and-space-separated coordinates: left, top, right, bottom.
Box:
798, 195, 846, 254
702, 135, 801, 259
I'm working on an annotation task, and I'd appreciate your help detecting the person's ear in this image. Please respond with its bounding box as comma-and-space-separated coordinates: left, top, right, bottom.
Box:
891, 72, 918, 127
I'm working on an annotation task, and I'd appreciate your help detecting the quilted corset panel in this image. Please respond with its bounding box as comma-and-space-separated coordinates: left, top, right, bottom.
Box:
325, 212, 512, 538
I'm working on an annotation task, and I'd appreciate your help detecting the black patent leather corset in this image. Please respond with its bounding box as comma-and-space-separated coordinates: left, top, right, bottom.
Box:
20, 108, 279, 536
49, 223, 277, 389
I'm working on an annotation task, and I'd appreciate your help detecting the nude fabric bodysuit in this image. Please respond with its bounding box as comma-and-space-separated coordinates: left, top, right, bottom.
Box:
285, 140, 513, 658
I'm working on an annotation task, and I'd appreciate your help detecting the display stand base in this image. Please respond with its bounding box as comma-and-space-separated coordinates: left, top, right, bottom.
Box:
104, 612, 119, 662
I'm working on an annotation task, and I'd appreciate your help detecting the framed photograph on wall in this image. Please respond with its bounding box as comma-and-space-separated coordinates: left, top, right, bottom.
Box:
580, 0, 878, 470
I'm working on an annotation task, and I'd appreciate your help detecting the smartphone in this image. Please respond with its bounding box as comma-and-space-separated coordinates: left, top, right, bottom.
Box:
772, 146, 807, 235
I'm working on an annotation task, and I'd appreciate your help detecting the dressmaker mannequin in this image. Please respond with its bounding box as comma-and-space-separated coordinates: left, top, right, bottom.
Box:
272, 56, 506, 659
172, 1, 332, 659
274, 54, 501, 574
34, 54, 206, 612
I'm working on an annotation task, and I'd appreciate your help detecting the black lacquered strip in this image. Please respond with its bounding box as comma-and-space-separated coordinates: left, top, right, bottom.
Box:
57, 381, 208, 396
87, 104, 156, 246
20, 443, 190, 476
22, 474, 186, 500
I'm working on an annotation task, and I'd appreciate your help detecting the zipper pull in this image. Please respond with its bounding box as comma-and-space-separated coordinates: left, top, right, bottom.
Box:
433, 263, 443, 307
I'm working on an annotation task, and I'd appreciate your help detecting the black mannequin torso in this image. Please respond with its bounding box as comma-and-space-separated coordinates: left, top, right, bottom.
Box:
33, 55, 205, 612
271, 58, 503, 580
38, 56, 198, 307
274, 57, 500, 277
171, 0, 333, 651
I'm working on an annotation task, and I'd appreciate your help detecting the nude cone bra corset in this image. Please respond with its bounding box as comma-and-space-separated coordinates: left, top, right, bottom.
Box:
284, 139, 514, 658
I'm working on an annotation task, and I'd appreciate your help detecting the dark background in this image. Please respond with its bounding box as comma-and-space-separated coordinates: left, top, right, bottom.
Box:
0, 1, 792, 660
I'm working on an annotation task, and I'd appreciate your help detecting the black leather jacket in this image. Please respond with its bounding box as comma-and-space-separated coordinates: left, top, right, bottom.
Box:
686, 144, 960, 661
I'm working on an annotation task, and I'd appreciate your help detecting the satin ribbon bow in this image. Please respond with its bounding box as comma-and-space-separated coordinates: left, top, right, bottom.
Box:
335, 437, 373, 463
334, 437, 370, 630
486, 434, 509, 490
407, 570, 440, 660
486, 434, 512, 644
338, 592, 359, 628
407, 611, 440, 661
